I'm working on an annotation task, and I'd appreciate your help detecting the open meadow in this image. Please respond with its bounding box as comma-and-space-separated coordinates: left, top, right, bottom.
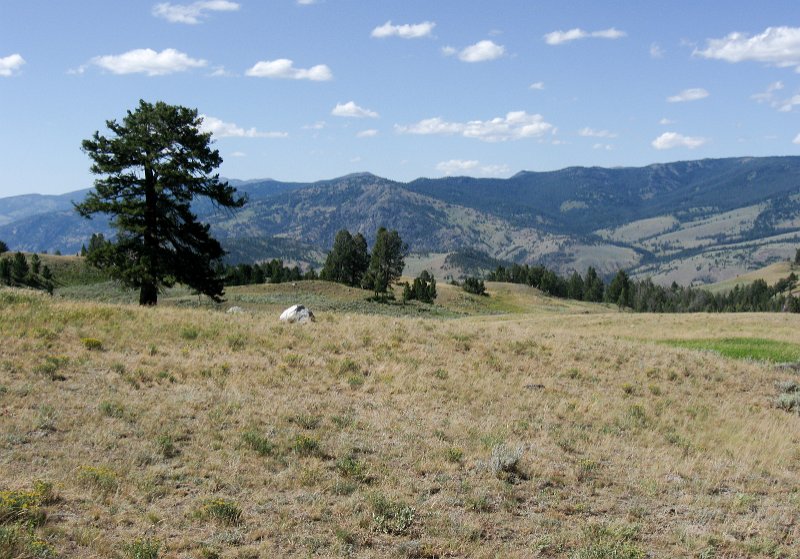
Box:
2, 278, 800, 558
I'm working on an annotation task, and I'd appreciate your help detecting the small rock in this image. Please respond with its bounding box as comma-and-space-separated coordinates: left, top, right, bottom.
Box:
226, 306, 244, 314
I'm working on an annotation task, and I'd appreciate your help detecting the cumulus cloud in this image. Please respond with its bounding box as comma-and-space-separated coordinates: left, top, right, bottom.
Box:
356, 129, 379, 138
667, 88, 709, 102
650, 43, 665, 58
371, 20, 435, 39
651, 132, 708, 150
152, 1, 239, 24
436, 159, 478, 174
91, 48, 206, 75
455, 40, 505, 62
296, 0, 316, 4
578, 127, 617, 138
529, 81, 545, 90
544, 27, 626, 45
659, 117, 675, 125
0, 53, 25, 77
436, 159, 510, 177
794, 133, 800, 144
695, 26, 800, 71
593, 143, 613, 151
751, 81, 800, 112
396, 111, 554, 142
331, 101, 379, 118
199, 115, 288, 138
245, 59, 332, 80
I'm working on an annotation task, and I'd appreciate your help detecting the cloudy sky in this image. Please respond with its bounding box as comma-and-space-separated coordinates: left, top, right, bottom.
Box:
2, 0, 800, 196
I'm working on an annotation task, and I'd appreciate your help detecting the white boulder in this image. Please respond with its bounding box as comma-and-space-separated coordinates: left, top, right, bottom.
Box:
279, 304, 315, 324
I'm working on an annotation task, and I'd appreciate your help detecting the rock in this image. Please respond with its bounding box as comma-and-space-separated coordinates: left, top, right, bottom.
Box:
226, 306, 244, 314
279, 304, 315, 324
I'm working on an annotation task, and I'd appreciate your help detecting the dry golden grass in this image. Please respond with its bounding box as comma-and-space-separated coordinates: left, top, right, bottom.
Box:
2, 283, 800, 558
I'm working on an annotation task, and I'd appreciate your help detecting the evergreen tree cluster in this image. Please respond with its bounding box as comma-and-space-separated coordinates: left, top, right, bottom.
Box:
462, 277, 487, 296
222, 259, 316, 286
402, 270, 437, 303
487, 262, 800, 313
321, 227, 408, 297
0, 252, 54, 294
488, 264, 605, 302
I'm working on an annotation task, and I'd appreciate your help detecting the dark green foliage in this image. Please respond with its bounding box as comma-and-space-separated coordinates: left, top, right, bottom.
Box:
10, 252, 29, 284
606, 270, 632, 308
223, 259, 308, 286
795, 247, 800, 266
320, 230, 369, 286
75, 100, 245, 305
462, 276, 487, 296
402, 270, 437, 303
0, 240, 7, 253
361, 227, 407, 296
0, 252, 54, 294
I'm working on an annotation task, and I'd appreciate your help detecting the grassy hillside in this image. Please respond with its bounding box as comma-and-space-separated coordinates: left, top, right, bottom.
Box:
706, 260, 799, 293
2, 282, 800, 558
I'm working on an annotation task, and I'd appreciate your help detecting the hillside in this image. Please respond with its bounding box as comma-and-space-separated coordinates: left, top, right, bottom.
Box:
2, 157, 800, 284
2, 282, 800, 557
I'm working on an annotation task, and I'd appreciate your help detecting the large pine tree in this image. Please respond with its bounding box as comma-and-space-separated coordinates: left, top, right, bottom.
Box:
76, 100, 245, 305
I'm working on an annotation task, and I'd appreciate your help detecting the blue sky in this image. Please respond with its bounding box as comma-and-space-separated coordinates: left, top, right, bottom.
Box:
1, 0, 800, 196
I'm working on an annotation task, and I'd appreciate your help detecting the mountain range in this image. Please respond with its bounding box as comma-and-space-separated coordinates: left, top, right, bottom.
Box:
2, 156, 800, 285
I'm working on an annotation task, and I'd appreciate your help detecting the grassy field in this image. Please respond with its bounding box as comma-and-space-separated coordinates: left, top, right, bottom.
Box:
2, 280, 800, 558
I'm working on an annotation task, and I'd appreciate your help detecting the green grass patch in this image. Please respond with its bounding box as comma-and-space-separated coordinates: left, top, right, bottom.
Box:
664, 337, 800, 363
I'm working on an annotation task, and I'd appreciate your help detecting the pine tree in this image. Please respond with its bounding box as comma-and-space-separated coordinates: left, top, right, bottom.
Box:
362, 227, 407, 296
75, 100, 245, 305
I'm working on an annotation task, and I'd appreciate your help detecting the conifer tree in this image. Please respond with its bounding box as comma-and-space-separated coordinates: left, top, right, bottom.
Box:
75, 100, 245, 305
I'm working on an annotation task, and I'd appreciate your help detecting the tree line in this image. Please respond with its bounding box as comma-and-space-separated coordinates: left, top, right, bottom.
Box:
0, 251, 55, 294
487, 263, 800, 313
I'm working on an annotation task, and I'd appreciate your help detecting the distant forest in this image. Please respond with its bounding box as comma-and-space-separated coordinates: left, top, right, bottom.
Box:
486, 263, 800, 313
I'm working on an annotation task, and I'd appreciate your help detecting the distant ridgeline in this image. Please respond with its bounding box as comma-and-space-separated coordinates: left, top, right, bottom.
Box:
487, 263, 800, 313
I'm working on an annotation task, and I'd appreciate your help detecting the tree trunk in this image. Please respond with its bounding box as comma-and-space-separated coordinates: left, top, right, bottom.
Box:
139, 282, 158, 306
141, 162, 158, 306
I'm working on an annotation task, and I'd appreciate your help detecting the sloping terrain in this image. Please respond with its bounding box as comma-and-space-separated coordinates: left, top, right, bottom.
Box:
2, 283, 800, 557
2, 157, 800, 284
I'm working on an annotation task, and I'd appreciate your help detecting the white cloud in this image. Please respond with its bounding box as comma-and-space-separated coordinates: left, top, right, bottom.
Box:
667, 88, 709, 103
0, 53, 25, 77
593, 143, 613, 150
436, 159, 479, 174
297, 0, 316, 4
578, 127, 617, 138
659, 118, 675, 125
199, 115, 288, 138
441, 46, 457, 56
245, 59, 332, 80
152, 1, 239, 24
332, 101, 379, 118
695, 26, 800, 71
91, 48, 207, 75
357, 129, 379, 138
458, 40, 505, 62
371, 21, 435, 39
544, 27, 626, 45
529, 81, 545, 90
229, 151, 246, 157
436, 159, 510, 177
396, 111, 554, 142
303, 121, 326, 130
651, 132, 708, 150
650, 43, 664, 58
794, 133, 800, 144
751, 81, 800, 112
